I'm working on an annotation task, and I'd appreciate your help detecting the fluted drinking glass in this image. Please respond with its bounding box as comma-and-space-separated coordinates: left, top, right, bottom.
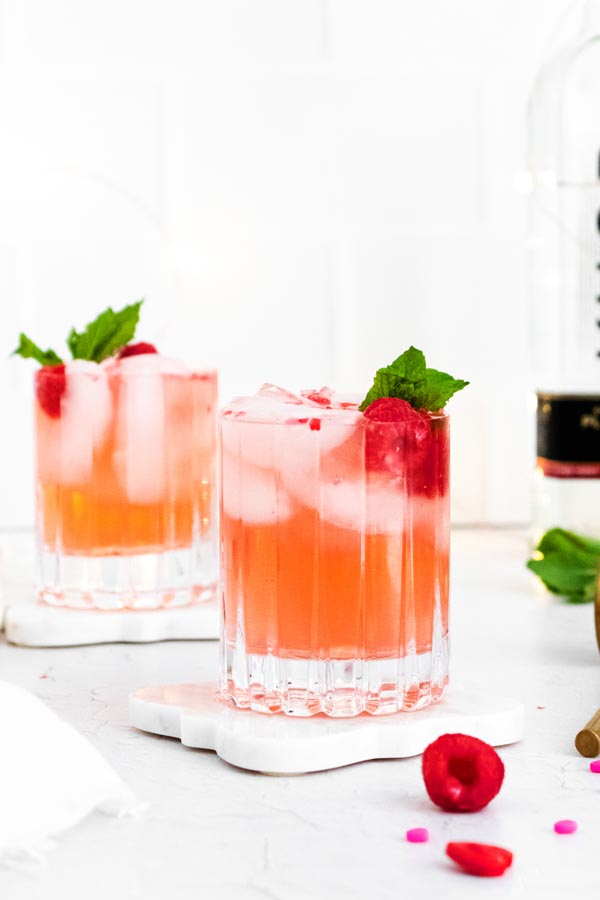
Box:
220, 386, 449, 717
35, 357, 218, 609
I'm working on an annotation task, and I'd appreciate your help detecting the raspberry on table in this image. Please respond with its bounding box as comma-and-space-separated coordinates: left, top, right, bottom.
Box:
422, 733, 505, 813
446, 842, 513, 877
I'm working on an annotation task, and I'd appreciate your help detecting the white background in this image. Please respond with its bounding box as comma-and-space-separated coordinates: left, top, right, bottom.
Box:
0, 0, 579, 527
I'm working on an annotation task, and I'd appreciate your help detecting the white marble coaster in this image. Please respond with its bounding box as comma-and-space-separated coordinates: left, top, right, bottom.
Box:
129, 682, 525, 775
4, 599, 219, 647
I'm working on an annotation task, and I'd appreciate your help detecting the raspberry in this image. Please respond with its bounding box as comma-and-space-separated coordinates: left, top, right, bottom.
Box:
362, 398, 439, 491
301, 387, 334, 407
117, 341, 158, 359
446, 842, 513, 878
362, 397, 421, 422
415, 417, 449, 497
35, 365, 66, 418
422, 733, 505, 812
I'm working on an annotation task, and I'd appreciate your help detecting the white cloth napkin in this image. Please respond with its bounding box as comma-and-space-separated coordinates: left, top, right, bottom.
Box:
0, 680, 137, 864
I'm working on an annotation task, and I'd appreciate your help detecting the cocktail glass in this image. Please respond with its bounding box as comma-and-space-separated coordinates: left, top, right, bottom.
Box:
220, 385, 449, 717
35, 355, 218, 609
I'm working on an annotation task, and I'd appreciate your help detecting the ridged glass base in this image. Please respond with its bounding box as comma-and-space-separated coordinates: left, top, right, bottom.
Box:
221, 640, 449, 717
37, 540, 218, 610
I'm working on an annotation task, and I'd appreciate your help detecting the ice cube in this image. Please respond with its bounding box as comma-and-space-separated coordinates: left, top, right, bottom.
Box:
116, 354, 190, 376
35, 414, 62, 484
221, 451, 292, 524
161, 371, 217, 499
220, 418, 279, 471
314, 478, 365, 531
157, 356, 191, 376
277, 418, 357, 502
114, 366, 166, 505
191, 372, 218, 455
58, 362, 111, 485
221, 387, 361, 471
308, 478, 407, 533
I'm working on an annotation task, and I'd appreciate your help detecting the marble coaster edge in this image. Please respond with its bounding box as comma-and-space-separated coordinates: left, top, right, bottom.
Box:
129, 682, 525, 775
4, 599, 220, 647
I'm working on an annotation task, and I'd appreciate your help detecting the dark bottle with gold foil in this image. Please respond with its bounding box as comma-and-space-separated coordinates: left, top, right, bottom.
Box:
529, 0, 600, 534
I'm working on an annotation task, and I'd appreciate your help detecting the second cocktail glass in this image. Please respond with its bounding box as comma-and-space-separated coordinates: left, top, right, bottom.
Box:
220, 384, 449, 717
36, 355, 218, 609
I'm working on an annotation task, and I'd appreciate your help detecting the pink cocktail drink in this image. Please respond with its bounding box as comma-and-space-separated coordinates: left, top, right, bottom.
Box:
220, 385, 450, 717
35, 354, 218, 609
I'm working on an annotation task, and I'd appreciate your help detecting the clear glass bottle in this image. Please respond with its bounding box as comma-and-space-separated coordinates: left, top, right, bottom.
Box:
528, 0, 600, 535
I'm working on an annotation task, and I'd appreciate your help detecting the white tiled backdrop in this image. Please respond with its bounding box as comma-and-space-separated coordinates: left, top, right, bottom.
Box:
0, 0, 578, 527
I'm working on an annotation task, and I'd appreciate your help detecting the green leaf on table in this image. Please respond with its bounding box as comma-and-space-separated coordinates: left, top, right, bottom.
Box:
359, 345, 469, 412
67, 300, 143, 362
12, 333, 63, 366
526, 527, 600, 604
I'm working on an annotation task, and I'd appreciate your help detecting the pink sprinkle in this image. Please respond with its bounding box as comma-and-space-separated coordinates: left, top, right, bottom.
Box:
590, 761, 600, 773
554, 820, 577, 835
406, 828, 429, 843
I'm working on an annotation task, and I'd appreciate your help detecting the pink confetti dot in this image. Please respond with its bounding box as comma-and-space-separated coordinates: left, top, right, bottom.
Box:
590, 761, 600, 773
406, 828, 429, 843
554, 820, 577, 835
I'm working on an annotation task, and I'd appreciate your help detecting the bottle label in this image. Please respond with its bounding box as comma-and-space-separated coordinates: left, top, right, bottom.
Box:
537, 393, 600, 475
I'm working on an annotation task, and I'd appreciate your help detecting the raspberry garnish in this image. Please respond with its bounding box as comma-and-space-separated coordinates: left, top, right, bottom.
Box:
362, 397, 422, 422
446, 842, 513, 878
422, 733, 505, 812
117, 341, 158, 359
35, 365, 66, 418
362, 398, 442, 491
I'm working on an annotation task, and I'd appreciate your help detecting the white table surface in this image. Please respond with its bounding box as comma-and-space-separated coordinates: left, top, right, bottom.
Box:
1, 527, 599, 899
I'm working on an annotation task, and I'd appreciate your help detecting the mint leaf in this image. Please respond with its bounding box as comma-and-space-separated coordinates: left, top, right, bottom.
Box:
360, 371, 402, 410
526, 527, 600, 603
390, 345, 427, 381
67, 300, 143, 362
359, 345, 469, 412
413, 368, 470, 411
12, 333, 63, 366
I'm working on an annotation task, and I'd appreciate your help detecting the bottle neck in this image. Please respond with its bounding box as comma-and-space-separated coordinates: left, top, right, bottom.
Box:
581, 0, 600, 32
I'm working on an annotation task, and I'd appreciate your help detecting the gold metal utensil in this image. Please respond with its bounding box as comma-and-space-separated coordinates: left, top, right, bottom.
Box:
575, 709, 600, 757
574, 582, 600, 757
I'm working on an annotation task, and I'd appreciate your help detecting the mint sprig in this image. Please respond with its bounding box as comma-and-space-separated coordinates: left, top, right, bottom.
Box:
13, 334, 63, 366
527, 528, 600, 604
67, 300, 143, 362
13, 300, 143, 366
359, 346, 469, 412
